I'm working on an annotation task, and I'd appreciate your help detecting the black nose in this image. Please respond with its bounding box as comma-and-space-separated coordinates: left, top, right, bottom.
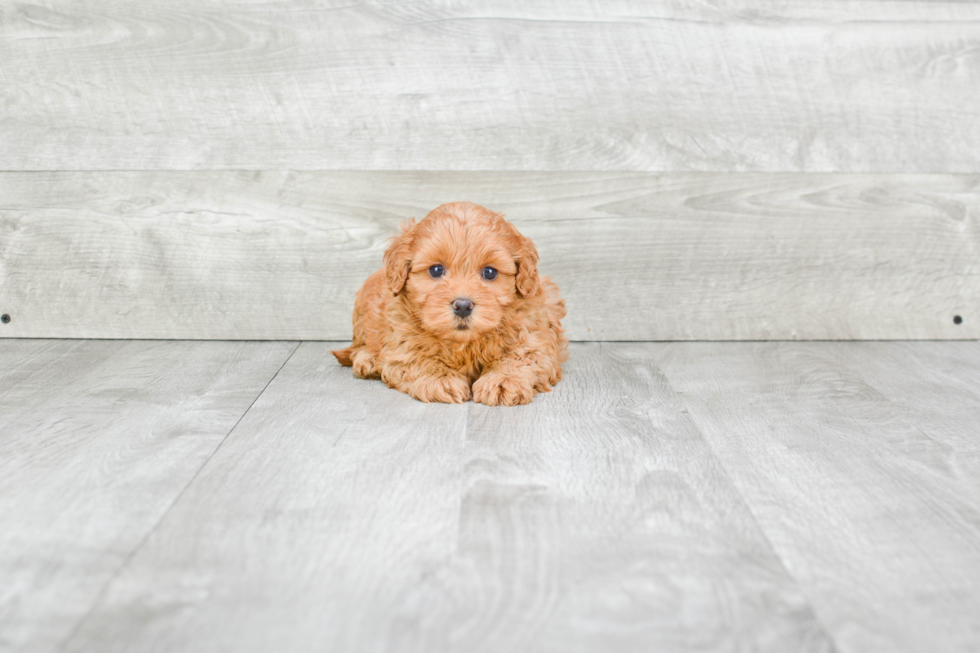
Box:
452, 298, 474, 318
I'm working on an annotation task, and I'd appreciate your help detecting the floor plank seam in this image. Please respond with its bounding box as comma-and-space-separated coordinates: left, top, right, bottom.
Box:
53, 340, 303, 653
655, 363, 845, 653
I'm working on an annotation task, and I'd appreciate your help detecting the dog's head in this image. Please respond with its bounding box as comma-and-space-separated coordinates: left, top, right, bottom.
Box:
383, 202, 540, 341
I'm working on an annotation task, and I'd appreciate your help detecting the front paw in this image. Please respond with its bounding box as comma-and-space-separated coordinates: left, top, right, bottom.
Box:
410, 375, 472, 404
472, 371, 535, 406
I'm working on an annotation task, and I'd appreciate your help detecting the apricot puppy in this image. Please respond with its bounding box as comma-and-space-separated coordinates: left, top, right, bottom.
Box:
332, 202, 567, 406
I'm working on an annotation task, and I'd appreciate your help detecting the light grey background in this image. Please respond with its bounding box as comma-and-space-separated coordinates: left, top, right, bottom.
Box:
1, 0, 978, 340
3, 5, 980, 652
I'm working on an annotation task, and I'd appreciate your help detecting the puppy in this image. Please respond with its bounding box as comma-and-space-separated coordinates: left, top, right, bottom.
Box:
332, 202, 568, 405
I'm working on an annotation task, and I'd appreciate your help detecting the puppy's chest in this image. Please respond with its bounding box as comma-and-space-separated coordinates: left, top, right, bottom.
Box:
438, 341, 507, 379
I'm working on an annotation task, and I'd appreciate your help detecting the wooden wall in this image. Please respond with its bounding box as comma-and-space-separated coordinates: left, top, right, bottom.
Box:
1, 1, 977, 340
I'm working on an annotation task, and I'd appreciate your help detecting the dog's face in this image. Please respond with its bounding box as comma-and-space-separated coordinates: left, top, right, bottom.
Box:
383, 202, 540, 342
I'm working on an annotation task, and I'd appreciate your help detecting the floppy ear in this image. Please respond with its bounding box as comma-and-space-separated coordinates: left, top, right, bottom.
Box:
383, 219, 416, 295
514, 234, 541, 297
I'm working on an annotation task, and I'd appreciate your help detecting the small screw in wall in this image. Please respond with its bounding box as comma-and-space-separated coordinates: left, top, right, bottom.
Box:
0, 314, 9, 324
953, 315, 963, 325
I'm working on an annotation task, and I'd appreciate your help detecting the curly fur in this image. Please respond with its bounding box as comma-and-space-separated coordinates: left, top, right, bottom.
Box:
332, 202, 568, 405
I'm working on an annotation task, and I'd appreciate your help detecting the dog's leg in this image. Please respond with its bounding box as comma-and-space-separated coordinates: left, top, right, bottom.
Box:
472, 338, 564, 407
332, 345, 380, 378
472, 362, 537, 406
472, 349, 559, 406
380, 360, 472, 403
351, 348, 380, 379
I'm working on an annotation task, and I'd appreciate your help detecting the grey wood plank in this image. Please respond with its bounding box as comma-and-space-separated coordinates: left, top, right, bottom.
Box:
62, 343, 834, 653
0, 339, 296, 653
2, 1, 979, 172
1, 171, 976, 341
652, 342, 980, 653
61, 341, 473, 653
385, 344, 834, 652
821, 341, 980, 502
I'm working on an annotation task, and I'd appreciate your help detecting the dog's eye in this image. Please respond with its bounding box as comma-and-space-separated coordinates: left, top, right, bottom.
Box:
428, 264, 445, 278
482, 266, 498, 280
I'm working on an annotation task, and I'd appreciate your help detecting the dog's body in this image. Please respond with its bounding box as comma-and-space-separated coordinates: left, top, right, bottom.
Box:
332, 202, 567, 405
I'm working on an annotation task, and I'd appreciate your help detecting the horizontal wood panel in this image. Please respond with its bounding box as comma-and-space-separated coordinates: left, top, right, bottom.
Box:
2, 1, 980, 171
0, 171, 977, 340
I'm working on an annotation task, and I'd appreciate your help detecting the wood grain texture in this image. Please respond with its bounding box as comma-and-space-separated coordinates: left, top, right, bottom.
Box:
2, 1, 980, 172
0, 339, 296, 653
388, 343, 833, 652
62, 343, 834, 653
652, 341, 980, 653
1, 171, 976, 340
61, 341, 473, 653
823, 341, 980, 501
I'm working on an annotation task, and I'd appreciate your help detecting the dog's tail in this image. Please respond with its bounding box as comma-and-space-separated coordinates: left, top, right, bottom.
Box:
331, 347, 355, 366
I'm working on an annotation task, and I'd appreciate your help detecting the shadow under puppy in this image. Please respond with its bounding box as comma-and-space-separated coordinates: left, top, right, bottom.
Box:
333, 202, 568, 405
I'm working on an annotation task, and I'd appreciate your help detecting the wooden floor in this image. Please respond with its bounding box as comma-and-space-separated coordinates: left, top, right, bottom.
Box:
2, 340, 979, 653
